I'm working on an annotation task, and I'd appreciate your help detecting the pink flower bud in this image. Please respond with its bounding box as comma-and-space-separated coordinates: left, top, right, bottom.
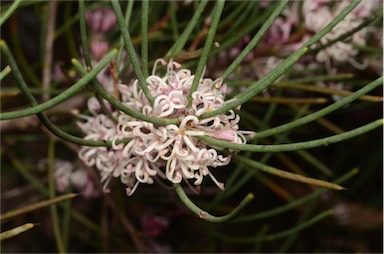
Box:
86, 8, 116, 33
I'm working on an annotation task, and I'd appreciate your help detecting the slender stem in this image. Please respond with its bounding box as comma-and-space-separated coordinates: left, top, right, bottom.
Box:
233, 168, 358, 223
276, 82, 382, 102
295, 150, 334, 176
234, 155, 344, 190
9, 154, 125, 246
72, 59, 180, 126
53, 11, 79, 40
214, 210, 334, 243
288, 104, 345, 134
0, 193, 77, 221
61, 193, 71, 251
199, 0, 362, 119
284, 73, 353, 83
277, 201, 315, 252
187, 0, 225, 107
251, 96, 328, 104
111, 0, 154, 105
141, 0, 149, 77
169, 1, 178, 42
0, 0, 23, 26
0, 65, 11, 81
240, 109, 334, 177
166, 0, 209, 56
0, 40, 110, 146
221, 0, 288, 81
64, 2, 80, 58
309, 14, 377, 54
163, 44, 219, 63
11, 158, 48, 196
78, 0, 92, 67
217, 1, 247, 30
0, 46, 118, 120
117, 0, 134, 75
10, 17, 41, 87
0, 223, 38, 241
198, 118, 383, 152
42, 1, 57, 101
253, 77, 383, 139
212, 1, 262, 56
173, 183, 254, 223
96, 94, 118, 123
264, 209, 333, 241
48, 138, 65, 253
221, 104, 311, 201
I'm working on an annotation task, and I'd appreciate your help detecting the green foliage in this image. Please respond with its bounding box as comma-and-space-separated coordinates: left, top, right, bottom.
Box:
0, 0, 382, 253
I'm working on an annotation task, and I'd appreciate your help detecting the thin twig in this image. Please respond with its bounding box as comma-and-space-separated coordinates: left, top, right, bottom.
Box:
42, 1, 58, 101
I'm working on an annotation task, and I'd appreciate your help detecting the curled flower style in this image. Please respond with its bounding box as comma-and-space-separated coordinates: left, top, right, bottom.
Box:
78, 59, 255, 195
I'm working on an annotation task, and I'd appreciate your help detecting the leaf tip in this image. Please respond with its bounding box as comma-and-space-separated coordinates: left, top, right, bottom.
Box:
247, 193, 255, 200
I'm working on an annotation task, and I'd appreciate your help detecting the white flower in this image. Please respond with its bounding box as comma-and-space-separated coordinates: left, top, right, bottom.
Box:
78, 59, 255, 195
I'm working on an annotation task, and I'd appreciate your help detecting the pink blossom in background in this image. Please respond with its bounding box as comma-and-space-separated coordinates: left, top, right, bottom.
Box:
85, 7, 117, 33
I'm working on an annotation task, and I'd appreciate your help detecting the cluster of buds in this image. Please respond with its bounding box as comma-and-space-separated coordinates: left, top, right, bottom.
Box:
38, 159, 99, 198
78, 59, 254, 196
303, 0, 380, 65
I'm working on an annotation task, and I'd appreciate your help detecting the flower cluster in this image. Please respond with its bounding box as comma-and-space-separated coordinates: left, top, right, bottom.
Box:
207, 0, 381, 98
38, 159, 99, 198
305, 0, 380, 65
78, 59, 254, 196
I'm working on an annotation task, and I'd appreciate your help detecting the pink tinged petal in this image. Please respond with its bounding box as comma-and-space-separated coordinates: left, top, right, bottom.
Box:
79, 148, 97, 166
134, 159, 148, 183
135, 140, 158, 156
166, 158, 182, 183
122, 140, 136, 157
152, 59, 167, 75
179, 115, 199, 130
179, 160, 195, 179
153, 94, 169, 108
172, 61, 182, 69
194, 170, 203, 185
174, 144, 189, 158
182, 136, 200, 153
87, 97, 101, 116
216, 154, 231, 166
126, 181, 140, 196
184, 130, 205, 136
199, 116, 221, 129
160, 147, 174, 161
121, 165, 133, 179
143, 160, 157, 176
81, 180, 98, 198
101, 175, 112, 193
212, 129, 236, 141
169, 91, 187, 109
100, 9, 117, 32
69, 169, 88, 189
206, 168, 225, 190
111, 136, 125, 150
158, 105, 174, 118
91, 40, 109, 60
157, 134, 176, 149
